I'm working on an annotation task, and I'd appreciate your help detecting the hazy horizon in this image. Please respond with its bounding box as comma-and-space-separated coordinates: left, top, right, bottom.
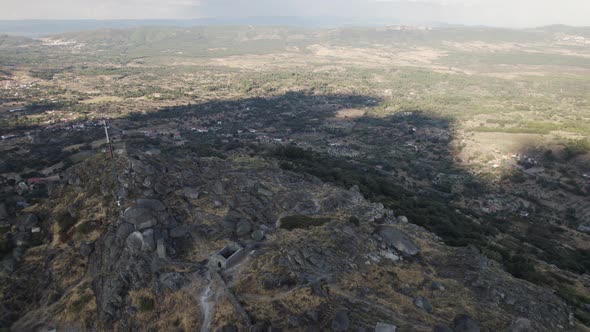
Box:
2, 0, 590, 29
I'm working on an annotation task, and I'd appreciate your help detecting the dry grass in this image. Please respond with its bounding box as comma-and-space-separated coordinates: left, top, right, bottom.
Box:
81, 96, 124, 104
335, 108, 366, 119
238, 286, 327, 326
130, 287, 202, 330
279, 287, 326, 315
190, 196, 229, 217
49, 248, 87, 293
212, 296, 241, 327
56, 283, 97, 325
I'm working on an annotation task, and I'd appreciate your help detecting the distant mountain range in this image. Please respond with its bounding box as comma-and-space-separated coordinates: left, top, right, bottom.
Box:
0, 17, 406, 37
1, 18, 589, 41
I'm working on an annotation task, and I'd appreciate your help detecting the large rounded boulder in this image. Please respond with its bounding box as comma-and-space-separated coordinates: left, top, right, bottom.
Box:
375, 225, 420, 256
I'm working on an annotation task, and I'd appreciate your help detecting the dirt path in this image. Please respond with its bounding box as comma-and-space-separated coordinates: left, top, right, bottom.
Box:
199, 279, 216, 332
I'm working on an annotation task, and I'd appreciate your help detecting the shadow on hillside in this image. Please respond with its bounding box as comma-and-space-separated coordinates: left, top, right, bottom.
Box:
2, 91, 580, 256
2, 90, 590, 326
114, 92, 503, 250
3, 91, 589, 265
130, 92, 590, 306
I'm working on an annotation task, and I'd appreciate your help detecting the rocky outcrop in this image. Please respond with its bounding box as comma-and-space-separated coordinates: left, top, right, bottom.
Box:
375, 322, 397, 332
433, 246, 572, 331
451, 315, 480, 332
507, 317, 535, 332
169, 225, 189, 238
0, 152, 577, 331
0, 203, 8, 220
182, 187, 200, 199
251, 229, 265, 241
236, 220, 252, 236
125, 231, 145, 253
123, 207, 157, 230
375, 225, 420, 256
577, 224, 590, 233
16, 214, 38, 232
90, 223, 150, 326
80, 242, 94, 257
123, 198, 169, 230
413, 296, 433, 313
331, 309, 350, 331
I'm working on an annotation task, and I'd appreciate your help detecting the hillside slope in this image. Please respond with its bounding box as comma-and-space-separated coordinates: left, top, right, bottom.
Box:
0, 147, 574, 331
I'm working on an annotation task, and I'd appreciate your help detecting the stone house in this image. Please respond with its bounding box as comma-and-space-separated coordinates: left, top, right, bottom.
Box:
209, 243, 246, 270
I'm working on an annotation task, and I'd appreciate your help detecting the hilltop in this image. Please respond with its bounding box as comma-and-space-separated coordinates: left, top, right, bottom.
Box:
1, 146, 574, 331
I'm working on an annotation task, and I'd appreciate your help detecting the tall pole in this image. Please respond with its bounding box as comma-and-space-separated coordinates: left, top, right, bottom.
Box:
103, 119, 123, 217
103, 120, 114, 157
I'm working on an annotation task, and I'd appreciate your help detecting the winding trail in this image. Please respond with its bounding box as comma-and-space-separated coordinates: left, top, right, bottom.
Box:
198, 253, 252, 331
212, 271, 252, 328
199, 280, 216, 332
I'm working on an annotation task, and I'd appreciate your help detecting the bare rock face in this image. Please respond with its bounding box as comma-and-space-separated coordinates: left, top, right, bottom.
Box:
375, 322, 397, 332
431, 281, 445, 291
251, 229, 265, 241
508, 317, 535, 332
16, 214, 38, 232
169, 225, 189, 238
125, 231, 145, 254
123, 199, 169, 230
90, 223, 155, 328
236, 220, 252, 236
115, 222, 135, 245
434, 245, 572, 331
182, 187, 200, 199
123, 207, 157, 229
578, 224, 590, 233
433, 325, 453, 332
80, 242, 94, 257
154, 183, 172, 195
331, 310, 350, 332
451, 315, 480, 332
414, 296, 433, 313
142, 229, 155, 251
0, 203, 8, 220
376, 225, 420, 256
158, 272, 188, 292
136, 198, 166, 211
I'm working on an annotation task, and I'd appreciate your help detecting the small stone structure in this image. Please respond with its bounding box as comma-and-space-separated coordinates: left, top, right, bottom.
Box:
209, 243, 246, 270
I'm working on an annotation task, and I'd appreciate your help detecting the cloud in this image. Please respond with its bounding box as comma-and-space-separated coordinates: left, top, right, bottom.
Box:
1, 0, 589, 27
2, 0, 205, 19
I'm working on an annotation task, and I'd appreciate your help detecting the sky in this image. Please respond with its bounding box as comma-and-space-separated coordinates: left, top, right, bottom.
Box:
1, 0, 589, 28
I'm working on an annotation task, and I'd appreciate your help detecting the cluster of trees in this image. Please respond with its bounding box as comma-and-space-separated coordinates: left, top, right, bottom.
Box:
563, 139, 590, 160
271, 145, 498, 247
